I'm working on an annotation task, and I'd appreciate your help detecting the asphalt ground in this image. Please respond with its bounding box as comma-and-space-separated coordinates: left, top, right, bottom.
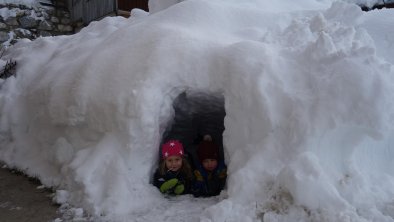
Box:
0, 165, 60, 222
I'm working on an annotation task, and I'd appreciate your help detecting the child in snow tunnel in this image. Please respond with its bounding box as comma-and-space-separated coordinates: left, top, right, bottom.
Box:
192, 135, 227, 197
153, 140, 194, 195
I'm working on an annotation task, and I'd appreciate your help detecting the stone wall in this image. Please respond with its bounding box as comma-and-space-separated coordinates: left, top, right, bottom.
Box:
0, 2, 83, 48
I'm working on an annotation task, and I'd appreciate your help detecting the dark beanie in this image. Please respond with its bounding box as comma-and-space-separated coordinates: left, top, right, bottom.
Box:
197, 141, 219, 163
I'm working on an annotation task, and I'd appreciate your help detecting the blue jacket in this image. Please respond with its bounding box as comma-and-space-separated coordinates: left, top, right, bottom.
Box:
192, 161, 227, 197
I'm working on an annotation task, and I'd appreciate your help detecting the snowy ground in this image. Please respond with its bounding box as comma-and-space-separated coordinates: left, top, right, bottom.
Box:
1, 0, 394, 222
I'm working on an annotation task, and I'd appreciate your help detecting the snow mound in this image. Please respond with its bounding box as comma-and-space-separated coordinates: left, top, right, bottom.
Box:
1, 0, 394, 221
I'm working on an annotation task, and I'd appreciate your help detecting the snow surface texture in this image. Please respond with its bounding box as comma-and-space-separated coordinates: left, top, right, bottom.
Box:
1, 0, 394, 221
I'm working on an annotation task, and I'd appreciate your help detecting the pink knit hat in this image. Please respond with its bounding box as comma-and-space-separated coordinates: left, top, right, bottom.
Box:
161, 140, 184, 159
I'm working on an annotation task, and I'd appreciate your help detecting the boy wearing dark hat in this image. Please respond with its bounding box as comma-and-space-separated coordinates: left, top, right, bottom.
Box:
192, 135, 227, 197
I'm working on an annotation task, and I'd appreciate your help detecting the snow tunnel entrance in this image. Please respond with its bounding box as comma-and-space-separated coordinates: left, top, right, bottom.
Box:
161, 91, 226, 168
154, 90, 227, 197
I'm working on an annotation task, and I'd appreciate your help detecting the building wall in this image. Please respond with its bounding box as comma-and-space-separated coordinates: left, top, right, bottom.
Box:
118, 0, 148, 12
0, 2, 82, 48
66, 0, 117, 24
66, 0, 149, 23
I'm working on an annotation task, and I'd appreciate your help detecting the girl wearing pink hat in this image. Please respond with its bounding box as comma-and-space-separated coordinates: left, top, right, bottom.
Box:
153, 140, 193, 195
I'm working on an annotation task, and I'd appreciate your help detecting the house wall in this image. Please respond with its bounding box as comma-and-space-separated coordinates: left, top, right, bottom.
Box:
66, 0, 117, 24
66, 0, 149, 23
118, 0, 149, 12
0, 2, 82, 48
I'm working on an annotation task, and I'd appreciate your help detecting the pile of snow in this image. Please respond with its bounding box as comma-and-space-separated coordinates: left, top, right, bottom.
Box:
1, 0, 394, 221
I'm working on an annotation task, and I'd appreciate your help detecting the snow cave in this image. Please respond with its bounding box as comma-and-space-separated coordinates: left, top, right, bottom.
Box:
1, 0, 394, 221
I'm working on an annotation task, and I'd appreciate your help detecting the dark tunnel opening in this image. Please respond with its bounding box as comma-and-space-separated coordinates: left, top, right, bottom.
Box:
161, 90, 226, 170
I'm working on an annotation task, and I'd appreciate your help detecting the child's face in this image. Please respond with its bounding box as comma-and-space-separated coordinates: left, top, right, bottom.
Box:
165, 155, 183, 172
202, 159, 218, 172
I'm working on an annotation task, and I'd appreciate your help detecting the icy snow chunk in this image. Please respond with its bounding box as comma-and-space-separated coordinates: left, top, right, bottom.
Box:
54, 190, 70, 204
54, 137, 74, 164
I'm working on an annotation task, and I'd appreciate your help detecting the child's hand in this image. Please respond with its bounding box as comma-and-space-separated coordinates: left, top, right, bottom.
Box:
160, 178, 178, 193
174, 184, 185, 195
218, 169, 227, 179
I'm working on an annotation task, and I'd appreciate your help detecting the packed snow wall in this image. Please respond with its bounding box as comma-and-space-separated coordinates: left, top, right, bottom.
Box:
1, 0, 394, 221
